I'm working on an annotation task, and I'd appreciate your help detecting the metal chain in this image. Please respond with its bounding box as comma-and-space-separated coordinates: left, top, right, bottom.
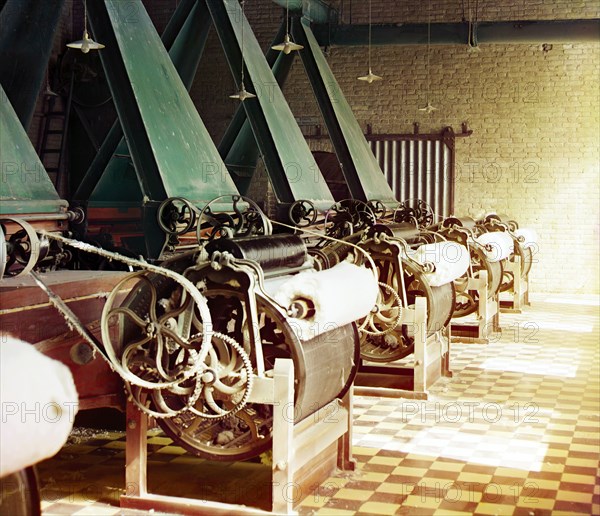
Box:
37, 230, 213, 363
30, 271, 101, 362
33, 229, 254, 420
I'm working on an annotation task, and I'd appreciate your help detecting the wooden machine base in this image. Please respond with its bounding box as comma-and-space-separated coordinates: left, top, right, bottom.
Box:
121, 359, 354, 515
354, 297, 451, 400
0, 270, 129, 410
500, 256, 530, 313
452, 270, 501, 344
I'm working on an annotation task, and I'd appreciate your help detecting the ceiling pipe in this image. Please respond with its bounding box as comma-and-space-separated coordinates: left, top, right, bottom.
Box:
271, 0, 335, 24
476, 20, 600, 44
312, 19, 600, 46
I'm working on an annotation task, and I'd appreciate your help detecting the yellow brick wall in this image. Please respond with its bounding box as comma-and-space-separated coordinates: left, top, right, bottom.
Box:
193, 1, 600, 294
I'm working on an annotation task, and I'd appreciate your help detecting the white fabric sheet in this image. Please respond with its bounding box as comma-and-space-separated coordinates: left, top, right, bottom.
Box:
476, 231, 514, 262
266, 261, 378, 341
412, 241, 471, 286
515, 228, 538, 249
1, 337, 78, 477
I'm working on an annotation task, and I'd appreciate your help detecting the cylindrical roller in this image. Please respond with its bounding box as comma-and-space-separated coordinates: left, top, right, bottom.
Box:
291, 322, 359, 423
264, 261, 378, 341
477, 231, 514, 262
115, 253, 359, 462
1, 337, 78, 477
442, 216, 476, 230
205, 234, 307, 272
412, 241, 471, 287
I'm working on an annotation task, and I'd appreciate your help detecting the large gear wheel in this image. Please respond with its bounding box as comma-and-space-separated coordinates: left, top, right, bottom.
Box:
156, 286, 301, 461
358, 282, 403, 337
196, 195, 271, 242
100, 254, 215, 419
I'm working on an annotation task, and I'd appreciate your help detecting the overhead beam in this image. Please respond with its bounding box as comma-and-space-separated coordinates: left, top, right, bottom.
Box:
207, 0, 335, 211
0, 85, 67, 215
271, 0, 335, 24
74, 0, 208, 201
313, 19, 600, 46
475, 20, 600, 44
0, 0, 66, 129
291, 17, 397, 206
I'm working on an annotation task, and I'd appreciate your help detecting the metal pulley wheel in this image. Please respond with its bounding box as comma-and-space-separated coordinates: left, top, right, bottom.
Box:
157, 197, 198, 236
288, 200, 317, 228
0, 218, 49, 277
366, 200, 387, 219
196, 195, 271, 242
100, 253, 217, 420
358, 282, 403, 337
325, 199, 376, 238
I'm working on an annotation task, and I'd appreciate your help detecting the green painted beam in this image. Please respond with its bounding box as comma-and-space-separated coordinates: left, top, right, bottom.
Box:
0, 0, 66, 129
85, 0, 240, 257
0, 85, 68, 215
74, 0, 204, 201
218, 20, 297, 194
86, 0, 224, 203
207, 0, 335, 211
160, 0, 197, 50
292, 18, 397, 205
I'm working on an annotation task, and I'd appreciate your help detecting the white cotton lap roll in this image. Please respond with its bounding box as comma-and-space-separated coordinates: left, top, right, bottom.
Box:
266, 261, 379, 341
412, 241, 471, 287
514, 228, 538, 249
1, 337, 79, 477
476, 231, 514, 262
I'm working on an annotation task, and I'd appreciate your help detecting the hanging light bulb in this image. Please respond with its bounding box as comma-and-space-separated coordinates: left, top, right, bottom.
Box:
271, 0, 303, 54
67, 0, 105, 53
418, 102, 437, 114
229, 83, 256, 101
272, 33, 304, 55
358, 68, 383, 84
231, 0, 256, 101
418, 1, 437, 113
358, 0, 382, 83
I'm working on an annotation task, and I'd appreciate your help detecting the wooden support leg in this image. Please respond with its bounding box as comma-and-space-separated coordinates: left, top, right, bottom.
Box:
441, 328, 452, 378
123, 400, 147, 501
272, 360, 295, 515
493, 295, 500, 332
413, 297, 428, 394
337, 389, 356, 472
479, 270, 489, 339
513, 256, 522, 312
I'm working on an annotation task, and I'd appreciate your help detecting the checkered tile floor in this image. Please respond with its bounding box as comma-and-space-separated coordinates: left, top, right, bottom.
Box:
31, 294, 599, 515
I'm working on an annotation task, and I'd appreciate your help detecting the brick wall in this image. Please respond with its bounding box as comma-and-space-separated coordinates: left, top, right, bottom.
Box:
192, 1, 599, 294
